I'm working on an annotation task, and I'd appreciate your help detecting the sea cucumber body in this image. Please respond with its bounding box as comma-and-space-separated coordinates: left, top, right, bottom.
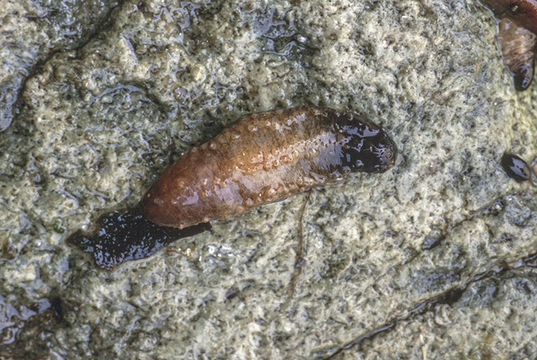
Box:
484, 0, 537, 33
143, 106, 396, 229
499, 17, 536, 90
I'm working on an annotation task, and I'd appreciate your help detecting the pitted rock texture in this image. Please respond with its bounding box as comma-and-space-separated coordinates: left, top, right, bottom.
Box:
1, 0, 537, 359
0, 0, 122, 131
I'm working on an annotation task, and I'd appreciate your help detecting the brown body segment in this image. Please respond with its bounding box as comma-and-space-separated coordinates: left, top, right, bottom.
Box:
483, 0, 537, 90
499, 18, 536, 90
143, 106, 397, 229
484, 0, 537, 33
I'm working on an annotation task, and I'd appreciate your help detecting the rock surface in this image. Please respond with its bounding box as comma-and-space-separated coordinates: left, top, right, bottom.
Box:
0, 0, 122, 131
1, 0, 537, 358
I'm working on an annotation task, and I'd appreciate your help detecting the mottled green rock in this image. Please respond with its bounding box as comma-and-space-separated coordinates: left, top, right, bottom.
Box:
0, 0, 120, 131
1, 0, 537, 359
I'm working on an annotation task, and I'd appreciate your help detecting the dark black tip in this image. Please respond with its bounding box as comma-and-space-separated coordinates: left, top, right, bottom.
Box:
67, 207, 210, 269
348, 130, 398, 173
514, 72, 533, 91
49, 297, 64, 321
501, 152, 531, 182
513, 64, 534, 91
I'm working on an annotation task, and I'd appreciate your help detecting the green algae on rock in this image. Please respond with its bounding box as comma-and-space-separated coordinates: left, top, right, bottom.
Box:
4, 0, 537, 358
0, 0, 123, 132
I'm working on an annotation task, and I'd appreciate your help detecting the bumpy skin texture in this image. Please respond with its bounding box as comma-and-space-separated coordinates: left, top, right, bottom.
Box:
499, 18, 536, 90
143, 107, 397, 229
484, 0, 537, 33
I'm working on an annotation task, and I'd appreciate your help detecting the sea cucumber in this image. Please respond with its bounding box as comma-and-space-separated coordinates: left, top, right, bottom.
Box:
484, 0, 537, 33
499, 17, 536, 90
67, 106, 396, 269
143, 106, 397, 229
483, 0, 537, 90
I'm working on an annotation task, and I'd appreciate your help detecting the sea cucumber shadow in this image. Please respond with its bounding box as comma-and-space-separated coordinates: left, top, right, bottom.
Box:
66, 207, 211, 270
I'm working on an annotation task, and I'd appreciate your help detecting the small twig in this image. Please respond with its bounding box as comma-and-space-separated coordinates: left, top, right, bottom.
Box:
288, 191, 311, 300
